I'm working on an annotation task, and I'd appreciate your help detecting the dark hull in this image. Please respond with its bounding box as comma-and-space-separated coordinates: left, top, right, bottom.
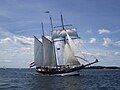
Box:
36, 65, 84, 75
36, 59, 98, 75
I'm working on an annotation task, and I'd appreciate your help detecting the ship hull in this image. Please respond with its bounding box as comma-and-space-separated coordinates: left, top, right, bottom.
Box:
35, 60, 98, 76
35, 64, 85, 76
36, 68, 80, 76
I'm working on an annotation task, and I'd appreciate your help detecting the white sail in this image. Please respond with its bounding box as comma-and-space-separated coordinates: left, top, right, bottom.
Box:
64, 41, 80, 66
42, 36, 56, 67
54, 38, 65, 65
34, 36, 43, 67
53, 29, 78, 65
66, 33, 87, 63
64, 33, 81, 65
52, 29, 78, 39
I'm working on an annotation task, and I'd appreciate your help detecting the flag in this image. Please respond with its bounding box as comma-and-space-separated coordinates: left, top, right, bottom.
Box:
45, 11, 50, 13
29, 61, 35, 68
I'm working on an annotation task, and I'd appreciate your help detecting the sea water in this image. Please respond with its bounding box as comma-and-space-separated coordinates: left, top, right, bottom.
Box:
0, 68, 120, 90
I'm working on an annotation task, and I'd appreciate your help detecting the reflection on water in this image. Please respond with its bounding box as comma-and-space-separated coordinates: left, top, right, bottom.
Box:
0, 68, 120, 90
31, 75, 83, 90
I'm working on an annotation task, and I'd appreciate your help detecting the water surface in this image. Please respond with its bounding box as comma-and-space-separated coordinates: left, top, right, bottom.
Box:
0, 68, 120, 90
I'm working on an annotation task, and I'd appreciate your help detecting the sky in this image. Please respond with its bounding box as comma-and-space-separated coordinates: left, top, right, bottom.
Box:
0, 0, 120, 68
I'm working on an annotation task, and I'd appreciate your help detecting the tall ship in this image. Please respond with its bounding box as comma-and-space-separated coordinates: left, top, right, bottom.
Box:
30, 13, 98, 76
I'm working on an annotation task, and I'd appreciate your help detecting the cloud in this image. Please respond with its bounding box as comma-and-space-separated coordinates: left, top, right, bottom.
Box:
110, 30, 120, 34
114, 41, 120, 47
0, 33, 34, 66
0, 36, 34, 45
20, 47, 33, 53
0, 29, 13, 37
86, 30, 92, 34
0, 29, 34, 45
103, 38, 120, 47
13, 36, 34, 45
0, 37, 12, 44
89, 38, 96, 44
103, 38, 113, 47
114, 52, 120, 56
98, 29, 110, 34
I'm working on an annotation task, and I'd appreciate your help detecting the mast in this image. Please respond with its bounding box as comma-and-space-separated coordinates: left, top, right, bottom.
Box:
41, 22, 44, 36
45, 11, 54, 35
50, 16, 54, 33
60, 12, 65, 30
45, 11, 57, 66
49, 14, 57, 66
41, 22, 45, 67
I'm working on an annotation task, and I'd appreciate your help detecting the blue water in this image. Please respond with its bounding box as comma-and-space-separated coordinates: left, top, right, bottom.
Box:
0, 68, 120, 90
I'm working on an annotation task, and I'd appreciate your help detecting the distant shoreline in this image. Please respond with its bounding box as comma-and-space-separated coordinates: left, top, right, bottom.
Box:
85, 66, 120, 69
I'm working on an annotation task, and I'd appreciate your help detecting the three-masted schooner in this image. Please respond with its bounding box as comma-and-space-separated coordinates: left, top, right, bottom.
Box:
30, 13, 98, 76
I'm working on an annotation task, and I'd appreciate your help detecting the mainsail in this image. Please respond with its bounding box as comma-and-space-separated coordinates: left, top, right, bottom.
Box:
34, 36, 57, 67
34, 36, 43, 67
42, 36, 57, 67
54, 39, 65, 65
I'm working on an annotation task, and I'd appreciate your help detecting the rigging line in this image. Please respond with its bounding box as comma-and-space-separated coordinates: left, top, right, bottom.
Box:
75, 56, 89, 62
77, 41, 87, 60
73, 38, 88, 62
78, 38, 97, 60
